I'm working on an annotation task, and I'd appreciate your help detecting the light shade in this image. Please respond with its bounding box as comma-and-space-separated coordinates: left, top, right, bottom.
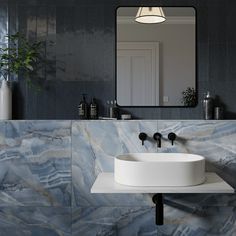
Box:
135, 7, 166, 24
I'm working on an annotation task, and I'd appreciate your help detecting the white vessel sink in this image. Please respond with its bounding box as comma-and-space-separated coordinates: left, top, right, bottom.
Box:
114, 153, 205, 187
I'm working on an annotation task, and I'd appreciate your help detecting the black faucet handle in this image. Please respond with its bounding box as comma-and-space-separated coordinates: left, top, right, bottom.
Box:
139, 132, 147, 145
168, 132, 176, 145
153, 132, 162, 148
153, 132, 162, 140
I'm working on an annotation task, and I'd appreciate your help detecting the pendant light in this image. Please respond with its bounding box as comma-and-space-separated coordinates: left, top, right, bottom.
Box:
135, 7, 166, 24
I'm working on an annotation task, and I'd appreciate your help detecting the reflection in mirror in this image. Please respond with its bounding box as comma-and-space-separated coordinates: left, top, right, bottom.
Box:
116, 7, 196, 107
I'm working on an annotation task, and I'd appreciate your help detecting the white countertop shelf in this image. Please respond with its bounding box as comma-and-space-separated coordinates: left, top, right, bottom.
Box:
91, 172, 234, 194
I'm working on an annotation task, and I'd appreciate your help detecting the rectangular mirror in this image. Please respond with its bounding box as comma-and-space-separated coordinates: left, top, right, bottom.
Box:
116, 7, 196, 107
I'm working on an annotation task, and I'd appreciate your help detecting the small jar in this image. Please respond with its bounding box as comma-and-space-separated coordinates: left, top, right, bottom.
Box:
214, 107, 223, 120
121, 114, 131, 120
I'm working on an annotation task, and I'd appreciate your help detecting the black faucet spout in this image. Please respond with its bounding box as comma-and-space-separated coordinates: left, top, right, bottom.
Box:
153, 132, 162, 148
157, 138, 161, 148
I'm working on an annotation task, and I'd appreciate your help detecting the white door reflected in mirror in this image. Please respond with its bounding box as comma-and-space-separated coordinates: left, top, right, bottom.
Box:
117, 42, 159, 106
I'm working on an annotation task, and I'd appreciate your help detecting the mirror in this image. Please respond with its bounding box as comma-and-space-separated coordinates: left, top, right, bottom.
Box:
116, 7, 196, 107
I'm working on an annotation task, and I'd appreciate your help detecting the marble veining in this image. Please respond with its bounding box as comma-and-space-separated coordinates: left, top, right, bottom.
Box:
0, 121, 71, 206
0, 207, 71, 236
72, 206, 236, 236
72, 121, 157, 207
71, 120, 236, 235
0, 120, 236, 235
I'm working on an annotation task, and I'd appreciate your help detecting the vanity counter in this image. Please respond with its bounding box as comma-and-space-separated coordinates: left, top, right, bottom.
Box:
91, 172, 234, 194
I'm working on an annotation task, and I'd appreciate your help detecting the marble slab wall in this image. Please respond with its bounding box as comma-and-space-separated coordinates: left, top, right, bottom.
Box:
0, 120, 235, 235
72, 120, 236, 236
0, 121, 72, 236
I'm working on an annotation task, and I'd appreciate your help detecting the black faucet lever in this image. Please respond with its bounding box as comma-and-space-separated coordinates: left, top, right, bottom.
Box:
153, 132, 162, 148
139, 132, 147, 146
168, 132, 176, 145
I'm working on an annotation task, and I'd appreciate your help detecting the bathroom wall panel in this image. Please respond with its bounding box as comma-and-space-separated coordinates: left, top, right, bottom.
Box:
0, 207, 71, 236
0, 120, 235, 235
0, 121, 72, 206
72, 207, 156, 236
70, 120, 236, 235
71, 120, 158, 207
5, 0, 236, 119
72, 120, 236, 209
72, 206, 236, 236
46, 6, 56, 81
157, 120, 236, 185
14, 80, 114, 119
0, 4, 8, 50
156, 120, 236, 207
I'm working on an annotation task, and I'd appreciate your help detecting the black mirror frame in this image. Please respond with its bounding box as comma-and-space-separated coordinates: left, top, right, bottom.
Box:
115, 6, 198, 108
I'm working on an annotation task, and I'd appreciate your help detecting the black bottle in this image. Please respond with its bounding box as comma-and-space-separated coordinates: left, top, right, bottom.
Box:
78, 94, 88, 119
90, 98, 98, 119
113, 100, 119, 119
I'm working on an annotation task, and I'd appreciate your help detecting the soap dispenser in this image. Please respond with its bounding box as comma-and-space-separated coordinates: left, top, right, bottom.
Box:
78, 94, 88, 119
89, 97, 98, 119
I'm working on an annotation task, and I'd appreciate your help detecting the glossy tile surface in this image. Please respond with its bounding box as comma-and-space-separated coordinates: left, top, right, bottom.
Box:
0, 120, 235, 235
72, 206, 236, 236
71, 120, 236, 235
0, 121, 71, 206
72, 120, 157, 207
0, 207, 71, 236
2, 0, 236, 119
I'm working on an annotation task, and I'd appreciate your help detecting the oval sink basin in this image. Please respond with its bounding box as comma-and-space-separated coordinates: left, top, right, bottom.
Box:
114, 153, 205, 187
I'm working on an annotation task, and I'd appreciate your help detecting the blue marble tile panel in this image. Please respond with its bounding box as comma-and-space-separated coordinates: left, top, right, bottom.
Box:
72, 121, 157, 207
72, 207, 156, 236
72, 206, 236, 236
156, 120, 236, 207
0, 120, 235, 236
72, 120, 236, 208
0, 121, 72, 206
0, 207, 71, 236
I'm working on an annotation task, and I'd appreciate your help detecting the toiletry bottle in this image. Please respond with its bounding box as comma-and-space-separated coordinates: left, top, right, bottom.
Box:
214, 107, 223, 120
109, 100, 114, 118
108, 100, 119, 119
90, 98, 98, 119
106, 100, 110, 117
113, 100, 119, 119
78, 94, 88, 119
203, 91, 214, 120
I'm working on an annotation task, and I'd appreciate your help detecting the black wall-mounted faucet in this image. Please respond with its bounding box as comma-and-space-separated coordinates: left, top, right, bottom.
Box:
139, 132, 147, 145
168, 132, 176, 145
153, 132, 162, 148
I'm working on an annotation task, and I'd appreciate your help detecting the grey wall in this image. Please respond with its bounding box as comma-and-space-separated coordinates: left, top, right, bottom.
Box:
117, 21, 195, 106
1, 0, 236, 119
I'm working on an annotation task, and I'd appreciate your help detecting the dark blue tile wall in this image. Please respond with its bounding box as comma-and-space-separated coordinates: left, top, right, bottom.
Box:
2, 0, 236, 119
